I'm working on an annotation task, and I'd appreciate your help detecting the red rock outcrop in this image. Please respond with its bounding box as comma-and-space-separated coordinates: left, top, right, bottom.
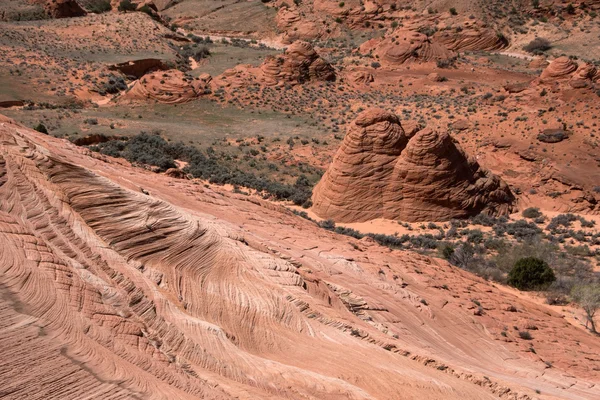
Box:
276, 7, 328, 44
120, 69, 211, 104
1, 117, 599, 400
569, 62, 599, 88
373, 30, 456, 65
384, 128, 514, 222
434, 21, 508, 52
539, 56, 578, 83
349, 70, 374, 85
312, 109, 514, 222
260, 40, 335, 85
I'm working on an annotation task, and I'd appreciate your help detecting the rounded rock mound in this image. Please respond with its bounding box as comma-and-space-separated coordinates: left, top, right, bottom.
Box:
540, 56, 578, 83
384, 129, 514, 222
375, 30, 456, 65
434, 21, 508, 52
312, 109, 514, 223
260, 41, 335, 86
120, 70, 211, 104
311, 108, 408, 222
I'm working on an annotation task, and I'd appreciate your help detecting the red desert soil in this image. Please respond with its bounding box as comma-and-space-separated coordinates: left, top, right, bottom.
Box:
1, 115, 599, 399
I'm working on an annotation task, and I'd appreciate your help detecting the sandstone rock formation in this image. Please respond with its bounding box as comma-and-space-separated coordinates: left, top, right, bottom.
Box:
569, 62, 599, 88
536, 57, 599, 89
260, 40, 335, 85
539, 56, 579, 83
373, 30, 456, 65
120, 69, 211, 104
434, 21, 508, 52
276, 7, 327, 44
350, 70, 374, 85
1, 117, 599, 400
312, 109, 514, 222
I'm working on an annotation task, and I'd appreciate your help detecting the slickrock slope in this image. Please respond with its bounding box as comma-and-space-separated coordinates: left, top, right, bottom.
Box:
312, 109, 514, 222
260, 40, 335, 85
120, 69, 211, 104
1, 115, 599, 400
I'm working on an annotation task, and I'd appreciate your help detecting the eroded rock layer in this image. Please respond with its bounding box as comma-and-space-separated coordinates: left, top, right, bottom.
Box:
434, 22, 508, 52
539, 56, 579, 83
0, 117, 599, 400
312, 109, 514, 222
260, 40, 335, 85
375, 30, 456, 65
120, 69, 211, 104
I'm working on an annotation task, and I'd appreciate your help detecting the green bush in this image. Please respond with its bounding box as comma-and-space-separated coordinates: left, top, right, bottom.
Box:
508, 257, 556, 290
522, 207, 542, 219
86, 0, 112, 13
34, 123, 48, 134
118, 0, 136, 12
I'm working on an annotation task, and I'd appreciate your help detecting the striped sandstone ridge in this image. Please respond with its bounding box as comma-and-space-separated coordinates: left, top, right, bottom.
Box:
312, 109, 514, 222
120, 69, 211, 104
433, 21, 508, 52
539, 57, 579, 83
1, 116, 599, 399
374, 30, 456, 65
537, 57, 599, 88
260, 40, 335, 85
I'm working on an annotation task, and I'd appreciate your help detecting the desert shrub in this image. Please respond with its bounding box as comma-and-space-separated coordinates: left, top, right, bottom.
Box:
449, 8, 457, 15
334, 226, 364, 239
522, 207, 542, 219
33, 123, 48, 134
571, 284, 600, 333
441, 244, 455, 260
367, 233, 408, 249
179, 44, 211, 61
319, 219, 336, 231
436, 57, 457, 69
118, 0, 136, 12
502, 220, 542, 240
523, 38, 551, 54
124, 133, 177, 171
5, 5, 48, 21
508, 257, 556, 290
138, 5, 159, 20
85, 0, 112, 13
417, 26, 438, 37
470, 213, 501, 227
547, 213, 577, 231
518, 331, 532, 340
100, 74, 127, 95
